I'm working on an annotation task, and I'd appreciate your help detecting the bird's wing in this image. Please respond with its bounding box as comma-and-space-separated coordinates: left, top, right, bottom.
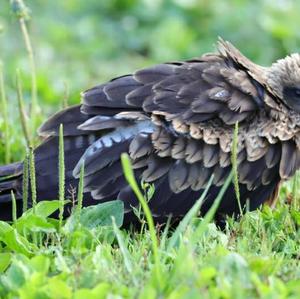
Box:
68, 51, 287, 202
81, 52, 264, 126
38, 46, 298, 209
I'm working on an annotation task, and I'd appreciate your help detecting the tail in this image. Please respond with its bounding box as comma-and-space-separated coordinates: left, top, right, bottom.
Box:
0, 162, 23, 220
0, 134, 98, 221
0, 105, 113, 221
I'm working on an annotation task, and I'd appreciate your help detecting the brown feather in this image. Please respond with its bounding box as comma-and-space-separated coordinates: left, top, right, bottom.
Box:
7, 38, 300, 226
280, 141, 300, 179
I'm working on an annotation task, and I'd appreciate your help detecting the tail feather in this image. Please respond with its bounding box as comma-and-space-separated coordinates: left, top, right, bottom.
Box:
0, 132, 98, 220
0, 162, 23, 178
0, 163, 23, 222
38, 105, 90, 137
0, 162, 23, 201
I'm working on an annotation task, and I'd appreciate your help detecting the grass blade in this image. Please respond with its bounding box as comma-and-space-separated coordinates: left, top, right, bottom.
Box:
191, 170, 234, 243
231, 122, 243, 215
121, 153, 162, 289
112, 217, 137, 286
167, 175, 214, 251
159, 217, 171, 252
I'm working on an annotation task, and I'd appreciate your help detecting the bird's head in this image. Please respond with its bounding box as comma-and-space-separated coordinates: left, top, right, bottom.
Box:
266, 54, 300, 112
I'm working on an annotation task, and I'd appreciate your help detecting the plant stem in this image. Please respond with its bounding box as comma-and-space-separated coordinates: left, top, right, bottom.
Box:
29, 146, 37, 213
0, 62, 10, 163
19, 15, 39, 125
16, 69, 32, 148
22, 152, 29, 213
63, 81, 69, 109
11, 191, 17, 224
292, 171, 299, 210
77, 163, 84, 213
59, 124, 65, 231
11, 0, 39, 127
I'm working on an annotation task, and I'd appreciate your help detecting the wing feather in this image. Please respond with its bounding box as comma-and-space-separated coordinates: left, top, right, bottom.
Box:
40, 42, 287, 222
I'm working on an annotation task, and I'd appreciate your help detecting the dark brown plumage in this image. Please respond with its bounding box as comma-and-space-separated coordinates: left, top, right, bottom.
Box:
1, 38, 300, 225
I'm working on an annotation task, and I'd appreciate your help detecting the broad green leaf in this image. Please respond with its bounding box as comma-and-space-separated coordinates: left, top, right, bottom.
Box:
21, 200, 70, 218
74, 283, 111, 299
15, 214, 56, 233
41, 276, 72, 299
0, 221, 13, 234
1, 256, 31, 291
0, 253, 11, 273
29, 255, 50, 274
0, 221, 37, 255
64, 200, 124, 232
17, 272, 47, 299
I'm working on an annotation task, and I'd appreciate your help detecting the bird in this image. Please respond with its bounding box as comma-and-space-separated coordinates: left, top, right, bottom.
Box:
0, 38, 300, 226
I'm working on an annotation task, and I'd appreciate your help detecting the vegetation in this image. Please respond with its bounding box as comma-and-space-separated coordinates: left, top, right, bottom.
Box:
0, 0, 300, 298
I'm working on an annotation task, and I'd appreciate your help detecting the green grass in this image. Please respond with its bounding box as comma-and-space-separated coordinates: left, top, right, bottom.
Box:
0, 1, 300, 298
0, 152, 299, 298
0, 173, 300, 298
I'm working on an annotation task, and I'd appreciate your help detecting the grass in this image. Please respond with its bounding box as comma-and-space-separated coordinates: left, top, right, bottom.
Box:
0, 143, 299, 298
0, 1, 300, 298
0, 175, 299, 298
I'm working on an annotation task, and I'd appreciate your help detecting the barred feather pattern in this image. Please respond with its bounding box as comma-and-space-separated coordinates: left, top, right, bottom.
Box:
7, 38, 300, 222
